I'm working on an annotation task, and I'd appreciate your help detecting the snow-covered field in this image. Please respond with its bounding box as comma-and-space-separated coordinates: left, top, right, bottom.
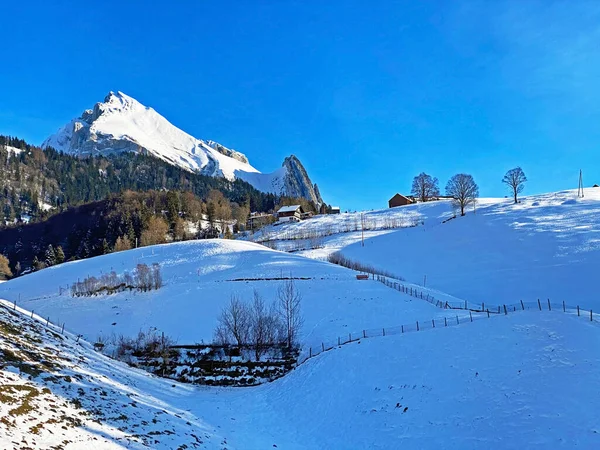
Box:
258, 188, 600, 310
3, 188, 600, 448
2, 298, 600, 449
0, 240, 450, 352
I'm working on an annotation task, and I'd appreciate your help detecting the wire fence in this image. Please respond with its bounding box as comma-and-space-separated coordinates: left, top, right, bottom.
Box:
3, 292, 600, 375
296, 296, 600, 366
0, 298, 71, 338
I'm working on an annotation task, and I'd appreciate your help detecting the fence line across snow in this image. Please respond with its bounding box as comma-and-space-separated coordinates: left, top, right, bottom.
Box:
296, 297, 600, 366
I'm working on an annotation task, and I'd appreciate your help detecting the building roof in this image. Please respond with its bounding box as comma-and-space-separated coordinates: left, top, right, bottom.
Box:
277, 205, 302, 214
389, 193, 411, 202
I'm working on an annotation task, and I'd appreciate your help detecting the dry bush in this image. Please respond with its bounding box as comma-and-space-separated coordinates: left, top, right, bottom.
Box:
71, 263, 163, 296
327, 252, 402, 279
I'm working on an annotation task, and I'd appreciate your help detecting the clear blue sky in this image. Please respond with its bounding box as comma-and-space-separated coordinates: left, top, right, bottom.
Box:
2, 1, 600, 210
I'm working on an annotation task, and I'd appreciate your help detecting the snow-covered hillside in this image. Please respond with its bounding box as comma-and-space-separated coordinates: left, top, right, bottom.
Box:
42, 91, 323, 204
3, 294, 600, 449
260, 188, 600, 310
0, 240, 453, 352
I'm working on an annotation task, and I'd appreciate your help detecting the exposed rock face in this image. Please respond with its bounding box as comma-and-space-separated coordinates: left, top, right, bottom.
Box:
42, 91, 324, 204
206, 140, 249, 164
282, 155, 323, 206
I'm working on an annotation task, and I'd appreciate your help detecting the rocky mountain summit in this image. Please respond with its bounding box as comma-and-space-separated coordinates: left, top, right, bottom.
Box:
43, 92, 323, 205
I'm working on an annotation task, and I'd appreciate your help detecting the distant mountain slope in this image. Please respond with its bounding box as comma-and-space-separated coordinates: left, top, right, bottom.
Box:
43, 91, 323, 205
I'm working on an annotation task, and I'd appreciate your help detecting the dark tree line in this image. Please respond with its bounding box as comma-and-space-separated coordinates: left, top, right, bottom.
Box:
0, 135, 312, 226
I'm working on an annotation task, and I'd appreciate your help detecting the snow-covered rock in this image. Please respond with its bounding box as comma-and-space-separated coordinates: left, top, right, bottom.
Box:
42, 91, 323, 205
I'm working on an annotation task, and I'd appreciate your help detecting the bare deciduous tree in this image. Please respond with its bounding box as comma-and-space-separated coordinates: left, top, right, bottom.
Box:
445, 174, 479, 216
151, 263, 162, 289
216, 294, 251, 347
411, 173, 440, 202
502, 167, 527, 204
277, 279, 303, 349
249, 291, 268, 360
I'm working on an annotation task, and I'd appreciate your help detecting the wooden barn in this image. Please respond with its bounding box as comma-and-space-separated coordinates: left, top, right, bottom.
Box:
388, 193, 413, 208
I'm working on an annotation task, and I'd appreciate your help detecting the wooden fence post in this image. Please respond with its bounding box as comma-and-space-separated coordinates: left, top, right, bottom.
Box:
13, 300, 16, 310
456, 315, 459, 325
547, 299, 551, 311
383, 328, 386, 336
444, 317, 447, 327
487, 309, 490, 318
520, 300, 524, 310
504, 305, 507, 315
482, 302, 484, 312
349, 333, 352, 342
432, 319, 435, 328
401, 325, 404, 333
61, 323, 65, 334
338, 337, 341, 346
465, 300, 467, 309
363, 330, 366, 338
46, 317, 50, 326
577, 305, 580, 316
591, 310, 593, 322
322, 343, 325, 352
537, 299, 541, 311
309, 347, 312, 357
563, 301, 566, 312
31, 310, 34, 318
469, 311, 473, 322
416, 321, 419, 331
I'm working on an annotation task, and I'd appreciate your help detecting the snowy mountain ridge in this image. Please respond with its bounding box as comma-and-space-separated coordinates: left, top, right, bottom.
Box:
42, 91, 323, 205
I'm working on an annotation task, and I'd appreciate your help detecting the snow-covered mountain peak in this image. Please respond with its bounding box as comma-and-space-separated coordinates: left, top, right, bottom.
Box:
42, 92, 323, 205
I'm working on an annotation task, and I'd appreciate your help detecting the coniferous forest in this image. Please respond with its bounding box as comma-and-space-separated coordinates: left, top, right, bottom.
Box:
0, 136, 319, 276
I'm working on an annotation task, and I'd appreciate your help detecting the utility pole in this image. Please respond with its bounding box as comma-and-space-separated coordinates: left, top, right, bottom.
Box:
361, 213, 364, 247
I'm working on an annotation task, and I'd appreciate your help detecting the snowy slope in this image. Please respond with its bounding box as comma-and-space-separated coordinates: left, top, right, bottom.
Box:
4, 146, 23, 156
0, 302, 228, 449
0, 240, 448, 351
3, 295, 600, 449
264, 188, 600, 310
42, 92, 323, 204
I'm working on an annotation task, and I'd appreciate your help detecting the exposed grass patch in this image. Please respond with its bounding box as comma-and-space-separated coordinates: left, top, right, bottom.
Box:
0, 384, 41, 416
0, 319, 22, 335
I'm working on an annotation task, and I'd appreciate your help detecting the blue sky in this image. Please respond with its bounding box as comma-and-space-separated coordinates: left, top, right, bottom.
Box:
2, 1, 600, 210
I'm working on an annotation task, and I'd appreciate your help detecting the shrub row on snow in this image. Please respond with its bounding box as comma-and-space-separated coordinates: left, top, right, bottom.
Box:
327, 251, 402, 279
71, 263, 162, 297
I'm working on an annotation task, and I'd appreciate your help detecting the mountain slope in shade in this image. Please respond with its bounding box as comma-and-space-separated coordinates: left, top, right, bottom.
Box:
42, 91, 323, 205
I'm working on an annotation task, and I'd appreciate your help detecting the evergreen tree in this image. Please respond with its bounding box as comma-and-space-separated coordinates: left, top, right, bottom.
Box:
56, 246, 65, 264
101, 239, 110, 255
45, 244, 57, 267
